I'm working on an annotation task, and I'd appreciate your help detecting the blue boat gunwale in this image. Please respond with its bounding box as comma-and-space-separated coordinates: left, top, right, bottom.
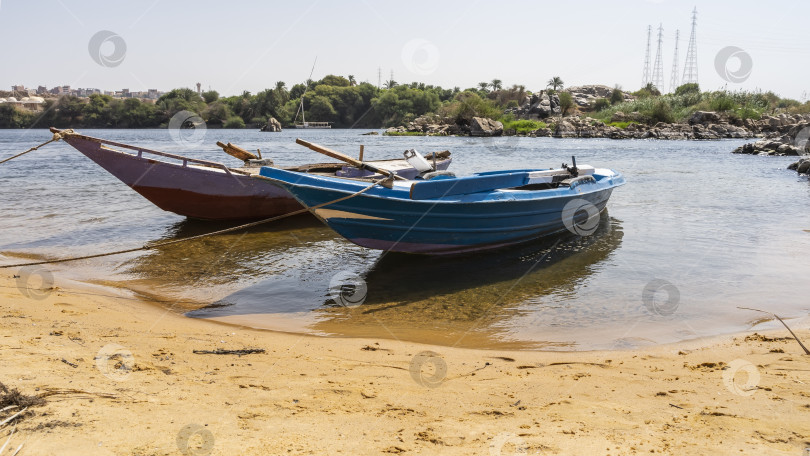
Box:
256, 166, 625, 205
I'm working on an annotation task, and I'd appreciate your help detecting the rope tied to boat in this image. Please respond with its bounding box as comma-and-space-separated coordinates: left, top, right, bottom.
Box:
0, 129, 74, 165
0, 175, 391, 269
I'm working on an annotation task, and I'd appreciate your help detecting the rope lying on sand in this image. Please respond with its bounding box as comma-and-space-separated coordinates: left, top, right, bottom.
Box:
0, 129, 73, 165
0, 176, 389, 269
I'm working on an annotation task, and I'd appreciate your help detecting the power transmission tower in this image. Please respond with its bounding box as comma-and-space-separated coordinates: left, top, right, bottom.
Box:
669, 29, 680, 93
641, 25, 652, 87
682, 7, 698, 85
377, 67, 382, 89
651, 23, 665, 93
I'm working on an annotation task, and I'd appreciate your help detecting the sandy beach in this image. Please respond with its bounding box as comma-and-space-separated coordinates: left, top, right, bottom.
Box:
1, 272, 808, 455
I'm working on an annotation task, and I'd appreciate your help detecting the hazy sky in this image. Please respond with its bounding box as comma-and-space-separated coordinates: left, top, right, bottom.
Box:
1, 0, 808, 99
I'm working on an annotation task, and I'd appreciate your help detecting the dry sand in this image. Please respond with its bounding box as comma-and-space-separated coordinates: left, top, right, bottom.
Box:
1, 272, 809, 456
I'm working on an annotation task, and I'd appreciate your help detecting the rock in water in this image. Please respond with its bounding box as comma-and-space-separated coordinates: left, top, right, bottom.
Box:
262, 117, 282, 132
469, 117, 504, 137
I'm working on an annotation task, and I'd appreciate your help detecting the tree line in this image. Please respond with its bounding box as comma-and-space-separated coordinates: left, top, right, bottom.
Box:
1, 75, 807, 129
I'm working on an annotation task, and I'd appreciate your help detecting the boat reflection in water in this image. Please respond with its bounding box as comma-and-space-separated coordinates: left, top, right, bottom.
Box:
138, 211, 625, 350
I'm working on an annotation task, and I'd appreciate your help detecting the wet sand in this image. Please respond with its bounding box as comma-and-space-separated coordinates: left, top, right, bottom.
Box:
1, 272, 809, 455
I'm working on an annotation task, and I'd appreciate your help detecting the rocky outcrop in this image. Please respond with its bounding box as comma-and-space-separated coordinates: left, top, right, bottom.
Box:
469, 117, 503, 137
540, 116, 752, 140
385, 114, 461, 136
732, 139, 800, 156
507, 91, 560, 118
566, 85, 634, 108
261, 117, 282, 132
788, 157, 810, 174
688, 111, 721, 125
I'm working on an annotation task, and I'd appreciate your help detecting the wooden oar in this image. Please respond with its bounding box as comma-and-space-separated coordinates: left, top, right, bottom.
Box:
217, 141, 258, 161
295, 138, 405, 182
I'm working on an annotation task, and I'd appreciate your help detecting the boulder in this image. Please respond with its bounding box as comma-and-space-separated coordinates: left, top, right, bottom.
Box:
688, 111, 721, 125
261, 117, 282, 132
469, 117, 503, 137
788, 157, 810, 174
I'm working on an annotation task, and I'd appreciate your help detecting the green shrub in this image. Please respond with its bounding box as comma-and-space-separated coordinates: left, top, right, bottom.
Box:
593, 98, 610, 112
674, 83, 700, 97
649, 100, 674, 123
224, 116, 246, 128
558, 92, 574, 116
610, 87, 624, 105
709, 94, 737, 112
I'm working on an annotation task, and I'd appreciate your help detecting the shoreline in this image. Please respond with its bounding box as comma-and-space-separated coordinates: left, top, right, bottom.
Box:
2, 270, 809, 455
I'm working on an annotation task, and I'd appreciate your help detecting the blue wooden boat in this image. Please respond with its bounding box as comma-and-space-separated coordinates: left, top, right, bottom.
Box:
257, 163, 625, 254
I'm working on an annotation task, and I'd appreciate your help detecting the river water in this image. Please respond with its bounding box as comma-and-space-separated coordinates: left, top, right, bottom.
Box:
1, 128, 809, 350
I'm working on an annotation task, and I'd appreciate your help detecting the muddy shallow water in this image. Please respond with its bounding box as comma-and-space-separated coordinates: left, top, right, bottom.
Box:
2, 128, 809, 349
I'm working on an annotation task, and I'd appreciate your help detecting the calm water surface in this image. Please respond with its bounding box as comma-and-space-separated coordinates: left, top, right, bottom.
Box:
1, 128, 809, 350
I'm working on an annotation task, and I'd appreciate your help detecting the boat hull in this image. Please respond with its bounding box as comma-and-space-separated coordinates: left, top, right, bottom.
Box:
63, 135, 450, 221
260, 168, 625, 254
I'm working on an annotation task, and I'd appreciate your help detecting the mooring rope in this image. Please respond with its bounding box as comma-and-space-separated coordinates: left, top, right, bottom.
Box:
0, 176, 388, 269
0, 129, 73, 165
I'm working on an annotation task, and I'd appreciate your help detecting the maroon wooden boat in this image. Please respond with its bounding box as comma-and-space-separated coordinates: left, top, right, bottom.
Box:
51, 128, 452, 221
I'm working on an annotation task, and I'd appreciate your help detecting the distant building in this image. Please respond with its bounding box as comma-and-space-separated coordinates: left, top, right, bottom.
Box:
0, 96, 45, 111
36, 85, 48, 95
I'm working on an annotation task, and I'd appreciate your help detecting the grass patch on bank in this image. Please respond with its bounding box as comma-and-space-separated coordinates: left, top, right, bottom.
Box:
502, 119, 547, 133
383, 131, 426, 136
607, 121, 638, 129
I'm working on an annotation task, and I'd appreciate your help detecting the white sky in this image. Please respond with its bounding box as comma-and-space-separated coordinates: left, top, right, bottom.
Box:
1, 0, 808, 99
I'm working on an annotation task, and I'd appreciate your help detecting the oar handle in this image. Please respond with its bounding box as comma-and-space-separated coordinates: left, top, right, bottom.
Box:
295, 138, 405, 180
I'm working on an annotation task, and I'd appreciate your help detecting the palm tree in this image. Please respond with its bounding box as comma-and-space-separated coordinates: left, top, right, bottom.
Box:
274, 81, 286, 92
384, 79, 397, 89
348, 75, 356, 86
478, 82, 490, 92
490, 79, 503, 91
547, 76, 564, 91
